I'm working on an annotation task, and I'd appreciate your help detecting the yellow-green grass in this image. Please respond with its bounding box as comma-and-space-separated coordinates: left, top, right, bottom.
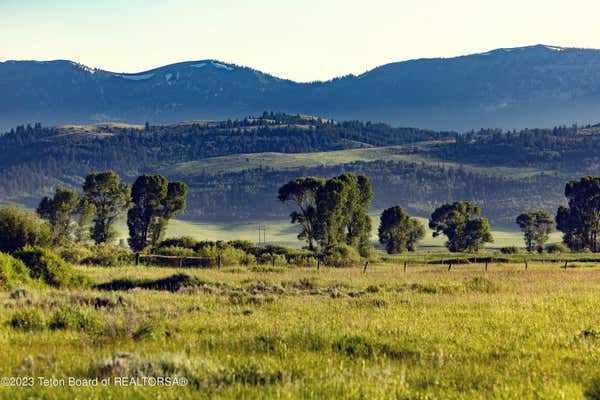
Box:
1, 263, 600, 399
159, 146, 546, 178
113, 217, 555, 250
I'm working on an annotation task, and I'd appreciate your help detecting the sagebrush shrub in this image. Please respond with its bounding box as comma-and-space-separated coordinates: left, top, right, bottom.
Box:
10, 310, 45, 331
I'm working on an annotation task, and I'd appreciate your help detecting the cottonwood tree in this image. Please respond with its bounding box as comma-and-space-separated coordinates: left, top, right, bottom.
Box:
82, 171, 131, 244
278, 177, 324, 251
556, 176, 600, 251
127, 174, 188, 252
378, 206, 425, 254
279, 173, 373, 257
73, 198, 96, 243
37, 188, 80, 245
342, 174, 373, 256
429, 201, 493, 252
516, 210, 554, 252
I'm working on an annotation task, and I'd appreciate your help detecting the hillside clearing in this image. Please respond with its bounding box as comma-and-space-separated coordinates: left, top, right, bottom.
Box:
159, 145, 547, 179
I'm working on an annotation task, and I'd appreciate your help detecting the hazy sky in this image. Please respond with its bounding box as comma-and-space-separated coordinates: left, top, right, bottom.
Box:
2, 0, 600, 82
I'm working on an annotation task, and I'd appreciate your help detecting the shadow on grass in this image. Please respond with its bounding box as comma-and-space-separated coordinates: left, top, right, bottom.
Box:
96, 273, 207, 292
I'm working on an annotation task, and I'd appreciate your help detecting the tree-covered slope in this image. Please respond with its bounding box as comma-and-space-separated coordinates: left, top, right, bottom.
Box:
0, 114, 598, 227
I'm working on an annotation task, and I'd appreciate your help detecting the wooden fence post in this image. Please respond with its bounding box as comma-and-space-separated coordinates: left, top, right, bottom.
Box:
317, 256, 321, 270
217, 255, 222, 270
403, 261, 407, 273
447, 262, 452, 271
178, 257, 183, 268
485, 261, 488, 272
272, 255, 276, 267
135, 253, 140, 266
525, 260, 528, 270
363, 261, 369, 273
564, 260, 568, 270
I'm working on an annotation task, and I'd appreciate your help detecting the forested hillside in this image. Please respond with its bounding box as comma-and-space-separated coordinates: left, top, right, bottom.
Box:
0, 113, 596, 227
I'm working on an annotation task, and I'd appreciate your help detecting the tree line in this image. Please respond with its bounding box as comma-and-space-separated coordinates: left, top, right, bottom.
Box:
0, 116, 453, 200
1, 117, 585, 228
3, 169, 600, 258
36, 171, 188, 252
280, 174, 600, 254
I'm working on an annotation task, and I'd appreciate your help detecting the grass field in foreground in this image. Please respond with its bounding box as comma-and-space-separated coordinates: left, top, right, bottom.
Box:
1, 262, 600, 399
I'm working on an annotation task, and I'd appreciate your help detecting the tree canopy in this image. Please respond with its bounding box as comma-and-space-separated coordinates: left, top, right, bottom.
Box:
556, 176, 600, 252
37, 188, 80, 245
378, 206, 425, 254
277, 177, 324, 251
516, 210, 554, 252
82, 171, 131, 244
429, 201, 493, 252
279, 173, 372, 257
127, 174, 188, 252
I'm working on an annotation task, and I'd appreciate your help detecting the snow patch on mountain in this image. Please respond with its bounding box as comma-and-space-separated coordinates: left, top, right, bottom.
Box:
115, 73, 154, 81
212, 62, 234, 71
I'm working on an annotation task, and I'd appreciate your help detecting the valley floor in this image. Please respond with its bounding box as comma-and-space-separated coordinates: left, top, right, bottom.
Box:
158, 218, 558, 250
1, 262, 599, 399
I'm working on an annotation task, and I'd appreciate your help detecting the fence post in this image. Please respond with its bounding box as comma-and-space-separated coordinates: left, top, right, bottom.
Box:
525, 260, 528, 270
135, 253, 140, 266
485, 261, 488, 272
447, 262, 452, 271
564, 260, 568, 270
217, 255, 222, 270
363, 261, 369, 273
272, 255, 276, 267
403, 261, 407, 273
317, 256, 321, 270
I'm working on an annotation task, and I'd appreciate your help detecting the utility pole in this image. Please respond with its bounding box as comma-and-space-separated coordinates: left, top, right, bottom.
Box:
258, 224, 266, 245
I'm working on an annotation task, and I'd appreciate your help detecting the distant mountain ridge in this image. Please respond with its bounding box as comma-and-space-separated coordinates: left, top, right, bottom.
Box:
3, 44, 600, 131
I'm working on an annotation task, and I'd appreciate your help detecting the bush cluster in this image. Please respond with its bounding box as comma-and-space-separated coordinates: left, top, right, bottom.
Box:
499, 246, 520, 254
546, 243, 569, 254
322, 244, 363, 268
0, 252, 33, 289
0, 206, 51, 253
154, 237, 317, 267
80, 244, 133, 267
13, 246, 90, 288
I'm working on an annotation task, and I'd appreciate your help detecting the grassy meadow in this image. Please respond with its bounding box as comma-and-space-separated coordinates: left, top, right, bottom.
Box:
158, 146, 549, 179
1, 260, 600, 399
151, 217, 562, 250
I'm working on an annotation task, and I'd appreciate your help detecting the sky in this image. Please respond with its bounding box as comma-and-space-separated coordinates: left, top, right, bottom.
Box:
2, 0, 600, 82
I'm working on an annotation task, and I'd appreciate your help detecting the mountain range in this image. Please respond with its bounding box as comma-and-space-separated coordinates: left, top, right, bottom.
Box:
3, 44, 600, 131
